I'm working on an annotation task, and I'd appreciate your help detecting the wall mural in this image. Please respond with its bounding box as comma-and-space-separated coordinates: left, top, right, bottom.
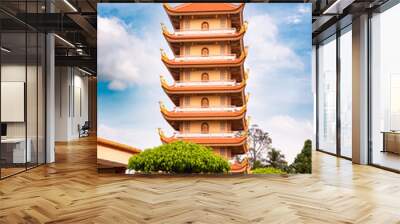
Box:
97, 3, 313, 174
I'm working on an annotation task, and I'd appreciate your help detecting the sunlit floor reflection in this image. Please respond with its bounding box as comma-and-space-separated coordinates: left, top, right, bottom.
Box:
372, 151, 400, 170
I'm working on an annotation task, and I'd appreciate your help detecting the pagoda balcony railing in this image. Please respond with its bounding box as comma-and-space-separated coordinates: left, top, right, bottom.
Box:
173, 105, 243, 112
174, 54, 236, 62
174, 28, 237, 36
174, 80, 238, 87
173, 131, 244, 138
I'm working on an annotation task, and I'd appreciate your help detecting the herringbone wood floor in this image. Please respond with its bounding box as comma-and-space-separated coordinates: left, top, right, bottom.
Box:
0, 137, 399, 224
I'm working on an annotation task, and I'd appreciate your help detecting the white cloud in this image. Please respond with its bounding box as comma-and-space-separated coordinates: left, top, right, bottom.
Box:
244, 14, 303, 76
244, 12, 309, 108
256, 115, 313, 164
98, 16, 169, 90
297, 4, 311, 14
98, 123, 165, 151
286, 15, 302, 25
282, 5, 311, 25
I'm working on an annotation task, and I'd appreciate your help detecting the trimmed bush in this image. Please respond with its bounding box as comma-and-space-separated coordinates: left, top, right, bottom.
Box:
127, 141, 230, 173
251, 167, 286, 174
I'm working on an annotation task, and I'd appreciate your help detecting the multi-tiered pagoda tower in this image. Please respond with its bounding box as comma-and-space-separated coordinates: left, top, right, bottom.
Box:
158, 3, 249, 172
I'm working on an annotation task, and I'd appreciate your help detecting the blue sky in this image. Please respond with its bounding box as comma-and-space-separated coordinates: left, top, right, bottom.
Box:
98, 3, 312, 163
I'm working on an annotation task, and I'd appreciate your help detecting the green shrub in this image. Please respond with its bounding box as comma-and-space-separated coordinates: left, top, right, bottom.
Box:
252, 160, 265, 169
251, 167, 286, 174
127, 141, 230, 173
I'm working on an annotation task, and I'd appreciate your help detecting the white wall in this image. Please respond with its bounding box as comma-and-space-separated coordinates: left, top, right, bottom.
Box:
1, 65, 26, 137
55, 67, 89, 141
1, 65, 38, 138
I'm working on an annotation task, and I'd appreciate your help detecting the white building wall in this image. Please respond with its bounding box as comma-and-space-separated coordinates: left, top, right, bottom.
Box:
55, 67, 89, 141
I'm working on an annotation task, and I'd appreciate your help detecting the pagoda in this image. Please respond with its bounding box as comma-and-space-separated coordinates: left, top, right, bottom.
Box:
158, 3, 250, 173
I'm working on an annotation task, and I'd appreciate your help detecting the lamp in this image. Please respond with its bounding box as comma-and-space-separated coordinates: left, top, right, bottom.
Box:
63, 0, 78, 12
54, 34, 75, 48
1, 47, 11, 53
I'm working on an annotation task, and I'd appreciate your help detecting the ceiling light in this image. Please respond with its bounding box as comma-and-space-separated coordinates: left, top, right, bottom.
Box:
63, 0, 78, 12
76, 48, 85, 55
54, 34, 75, 48
1, 47, 11, 53
78, 67, 92, 76
323, 0, 355, 15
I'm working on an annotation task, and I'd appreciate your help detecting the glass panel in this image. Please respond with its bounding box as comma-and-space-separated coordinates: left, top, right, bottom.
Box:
371, 4, 400, 171
318, 36, 337, 154
1, 30, 27, 177
26, 0, 39, 169
340, 28, 352, 158
0, 1, 46, 178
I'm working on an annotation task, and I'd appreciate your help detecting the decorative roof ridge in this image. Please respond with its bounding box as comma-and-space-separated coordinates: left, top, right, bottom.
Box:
163, 3, 244, 14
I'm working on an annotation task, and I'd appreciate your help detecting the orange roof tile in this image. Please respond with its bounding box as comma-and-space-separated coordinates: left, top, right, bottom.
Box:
161, 108, 246, 120
161, 54, 247, 68
163, 31, 245, 43
171, 3, 241, 13
162, 82, 246, 95
160, 135, 247, 146
230, 159, 249, 173
97, 137, 141, 154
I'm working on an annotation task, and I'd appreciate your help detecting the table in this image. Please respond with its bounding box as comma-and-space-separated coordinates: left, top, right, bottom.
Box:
382, 131, 400, 154
1, 138, 31, 163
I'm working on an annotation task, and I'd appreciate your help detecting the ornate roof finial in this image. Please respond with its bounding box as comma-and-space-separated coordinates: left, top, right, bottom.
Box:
160, 75, 167, 86
160, 22, 168, 34
244, 69, 249, 83
239, 46, 249, 59
160, 48, 167, 60
239, 21, 248, 33
246, 92, 250, 104
159, 101, 167, 112
163, 3, 171, 10
157, 128, 165, 137
246, 116, 251, 128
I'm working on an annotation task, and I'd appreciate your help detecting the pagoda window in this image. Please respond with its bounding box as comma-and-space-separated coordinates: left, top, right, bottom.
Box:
220, 18, 226, 28
184, 46, 190, 56
184, 122, 190, 133
184, 19, 190, 30
220, 96, 226, 106
220, 70, 226, 80
220, 121, 226, 131
201, 47, 209, 57
201, 97, 209, 108
220, 45, 226, 55
184, 70, 190, 81
184, 96, 190, 106
201, 22, 209, 30
201, 73, 209, 81
201, 122, 209, 134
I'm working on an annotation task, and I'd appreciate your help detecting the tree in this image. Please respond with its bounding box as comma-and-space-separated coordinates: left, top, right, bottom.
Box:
289, 139, 312, 173
247, 124, 272, 168
266, 148, 288, 170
